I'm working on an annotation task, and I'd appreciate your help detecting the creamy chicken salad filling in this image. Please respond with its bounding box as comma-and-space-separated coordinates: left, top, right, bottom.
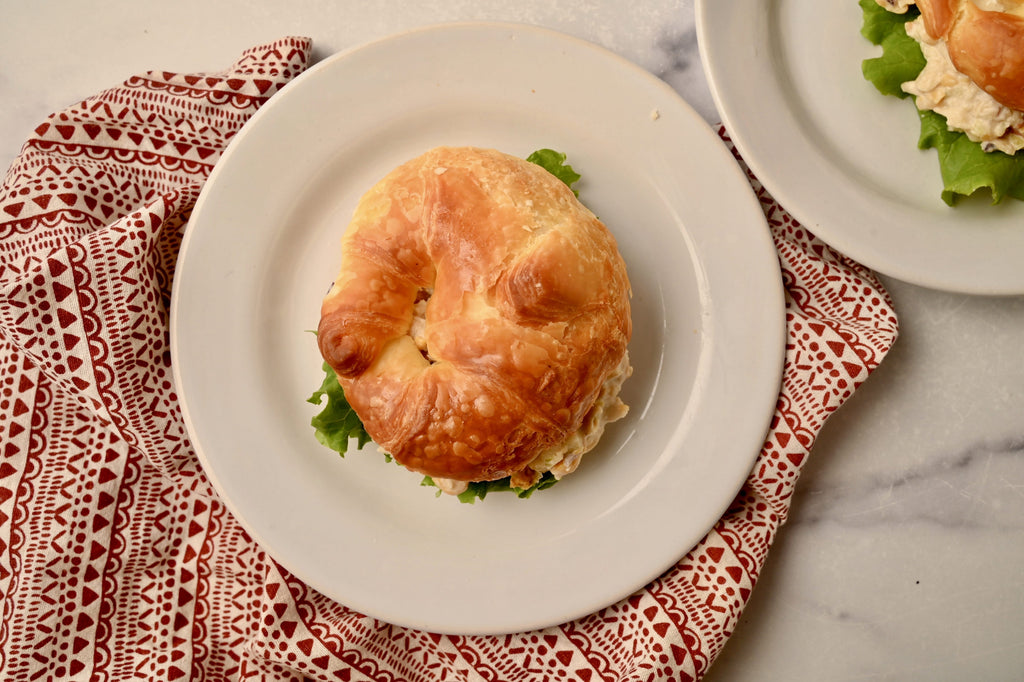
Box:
431, 352, 632, 496
875, 0, 1024, 154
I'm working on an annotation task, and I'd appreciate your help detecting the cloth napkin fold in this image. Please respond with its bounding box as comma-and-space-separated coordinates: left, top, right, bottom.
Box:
0, 38, 899, 681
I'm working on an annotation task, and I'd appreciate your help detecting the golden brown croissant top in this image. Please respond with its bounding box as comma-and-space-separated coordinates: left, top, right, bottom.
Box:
916, 0, 1024, 110
317, 146, 632, 482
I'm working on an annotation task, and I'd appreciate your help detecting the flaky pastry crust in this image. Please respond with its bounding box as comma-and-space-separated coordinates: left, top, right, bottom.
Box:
317, 147, 632, 482
916, 0, 1024, 110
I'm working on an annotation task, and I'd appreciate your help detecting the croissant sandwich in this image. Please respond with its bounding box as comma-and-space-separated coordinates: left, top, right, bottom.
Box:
313, 146, 632, 498
864, 0, 1024, 203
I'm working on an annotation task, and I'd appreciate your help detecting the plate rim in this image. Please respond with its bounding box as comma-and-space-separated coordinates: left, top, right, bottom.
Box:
170, 20, 786, 635
696, 0, 1024, 296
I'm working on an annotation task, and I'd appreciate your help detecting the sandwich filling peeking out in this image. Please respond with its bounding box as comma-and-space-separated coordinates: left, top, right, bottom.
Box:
862, 0, 1024, 203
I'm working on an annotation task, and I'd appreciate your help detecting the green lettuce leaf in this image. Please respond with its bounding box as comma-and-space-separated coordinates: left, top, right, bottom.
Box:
860, 0, 924, 98
917, 110, 1024, 205
859, 0, 1024, 205
421, 471, 561, 504
526, 148, 581, 195
308, 149, 584, 501
307, 361, 371, 455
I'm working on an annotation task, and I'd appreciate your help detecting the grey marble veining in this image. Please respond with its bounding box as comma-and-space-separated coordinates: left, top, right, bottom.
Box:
706, 275, 1024, 681
650, 21, 719, 123
795, 434, 1024, 530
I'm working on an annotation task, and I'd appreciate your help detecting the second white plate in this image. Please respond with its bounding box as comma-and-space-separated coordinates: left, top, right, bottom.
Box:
697, 0, 1024, 295
171, 23, 785, 635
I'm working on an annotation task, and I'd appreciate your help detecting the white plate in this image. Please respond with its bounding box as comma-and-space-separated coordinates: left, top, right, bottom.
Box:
170, 23, 785, 635
697, 1, 1024, 296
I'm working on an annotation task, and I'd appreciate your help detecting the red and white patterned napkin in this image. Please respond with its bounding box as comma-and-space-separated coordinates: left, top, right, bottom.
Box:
0, 38, 898, 681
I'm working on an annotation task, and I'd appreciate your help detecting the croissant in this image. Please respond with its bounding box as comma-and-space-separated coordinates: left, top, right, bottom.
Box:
317, 146, 632, 484
916, 0, 1024, 110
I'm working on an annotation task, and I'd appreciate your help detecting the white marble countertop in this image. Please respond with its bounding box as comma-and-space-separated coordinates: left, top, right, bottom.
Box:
3, 1, 1023, 679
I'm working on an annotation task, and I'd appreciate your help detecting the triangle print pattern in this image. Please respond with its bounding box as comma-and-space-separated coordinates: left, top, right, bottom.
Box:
0, 37, 315, 681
